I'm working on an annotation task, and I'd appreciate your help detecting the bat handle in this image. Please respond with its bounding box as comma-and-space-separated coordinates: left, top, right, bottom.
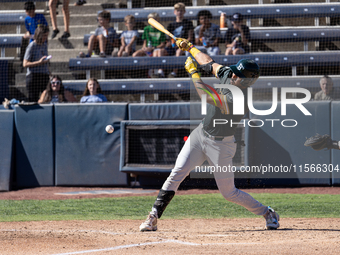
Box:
173, 36, 177, 40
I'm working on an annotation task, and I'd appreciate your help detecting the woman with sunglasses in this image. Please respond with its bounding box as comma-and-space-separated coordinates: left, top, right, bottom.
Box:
38, 75, 77, 103
23, 25, 50, 102
80, 78, 107, 103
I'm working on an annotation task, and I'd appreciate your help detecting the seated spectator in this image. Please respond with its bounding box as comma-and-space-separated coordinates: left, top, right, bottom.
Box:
49, 0, 71, 39
193, 10, 221, 56
38, 75, 77, 103
80, 78, 108, 103
23, 25, 51, 103
314, 76, 339, 100
112, 15, 139, 57
79, 11, 119, 58
225, 13, 250, 55
20, 1, 48, 61
132, 12, 167, 78
166, 2, 194, 78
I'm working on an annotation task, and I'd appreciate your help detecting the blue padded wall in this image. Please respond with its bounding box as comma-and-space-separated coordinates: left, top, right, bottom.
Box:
247, 101, 331, 186
15, 105, 54, 187
129, 102, 203, 120
55, 103, 128, 186
331, 101, 340, 185
0, 110, 14, 191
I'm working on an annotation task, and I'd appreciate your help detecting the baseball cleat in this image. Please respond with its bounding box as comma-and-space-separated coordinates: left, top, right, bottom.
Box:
264, 206, 280, 230
139, 212, 157, 232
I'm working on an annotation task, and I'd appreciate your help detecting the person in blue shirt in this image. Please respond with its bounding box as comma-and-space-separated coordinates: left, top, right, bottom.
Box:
20, 1, 48, 61
80, 78, 108, 103
24, 2, 48, 42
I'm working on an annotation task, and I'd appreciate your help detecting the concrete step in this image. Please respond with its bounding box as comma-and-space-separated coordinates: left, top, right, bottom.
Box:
48, 48, 88, 61
47, 14, 98, 27
47, 25, 97, 39
15, 72, 76, 85
48, 37, 85, 50
50, 3, 104, 15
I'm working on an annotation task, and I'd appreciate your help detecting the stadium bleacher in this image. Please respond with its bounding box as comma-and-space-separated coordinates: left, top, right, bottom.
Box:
1, 0, 340, 101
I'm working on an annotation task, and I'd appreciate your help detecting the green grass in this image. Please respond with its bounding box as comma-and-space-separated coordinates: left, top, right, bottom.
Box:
0, 193, 339, 222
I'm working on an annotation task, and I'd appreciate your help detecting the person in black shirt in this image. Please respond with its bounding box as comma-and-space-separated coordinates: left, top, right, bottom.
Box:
225, 13, 251, 55
166, 2, 194, 78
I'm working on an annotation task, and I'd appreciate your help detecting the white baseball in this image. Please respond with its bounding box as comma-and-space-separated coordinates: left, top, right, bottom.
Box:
105, 125, 114, 133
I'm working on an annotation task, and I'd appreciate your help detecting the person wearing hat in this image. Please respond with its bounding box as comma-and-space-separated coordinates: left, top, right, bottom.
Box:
139, 37, 280, 232
225, 13, 251, 55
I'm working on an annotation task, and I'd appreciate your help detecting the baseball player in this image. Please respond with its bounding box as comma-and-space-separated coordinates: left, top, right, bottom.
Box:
139, 38, 280, 232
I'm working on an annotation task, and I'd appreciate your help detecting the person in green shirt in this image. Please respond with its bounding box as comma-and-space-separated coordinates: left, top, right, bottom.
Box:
132, 12, 167, 78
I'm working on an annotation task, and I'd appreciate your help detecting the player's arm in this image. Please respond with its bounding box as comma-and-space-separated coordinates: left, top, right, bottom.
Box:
175, 38, 221, 77
185, 57, 228, 112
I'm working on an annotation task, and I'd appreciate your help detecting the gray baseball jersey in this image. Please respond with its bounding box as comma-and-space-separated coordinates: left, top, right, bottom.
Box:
161, 64, 268, 216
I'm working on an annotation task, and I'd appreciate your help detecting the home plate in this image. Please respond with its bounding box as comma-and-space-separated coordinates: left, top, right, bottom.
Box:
55, 189, 156, 195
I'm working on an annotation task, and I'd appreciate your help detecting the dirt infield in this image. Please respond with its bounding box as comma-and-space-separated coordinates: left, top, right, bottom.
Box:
1, 187, 340, 254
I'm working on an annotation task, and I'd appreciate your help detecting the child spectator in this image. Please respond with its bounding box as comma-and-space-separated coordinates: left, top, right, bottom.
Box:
78, 11, 119, 58
38, 75, 77, 103
112, 15, 139, 57
194, 10, 221, 56
132, 12, 167, 78
80, 78, 108, 103
20, 1, 48, 61
225, 13, 251, 55
49, 0, 71, 39
166, 2, 194, 78
23, 25, 50, 102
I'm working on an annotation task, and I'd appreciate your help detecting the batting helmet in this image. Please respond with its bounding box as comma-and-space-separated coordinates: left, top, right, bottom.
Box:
230, 59, 260, 87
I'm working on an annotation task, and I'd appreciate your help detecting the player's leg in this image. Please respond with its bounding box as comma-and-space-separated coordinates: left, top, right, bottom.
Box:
49, 0, 59, 39
225, 47, 233, 55
98, 34, 107, 57
233, 47, 245, 55
87, 35, 98, 56
132, 49, 146, 57
206, 136, 279, 229
61, 0, 70, 38
140, 125, 207, 231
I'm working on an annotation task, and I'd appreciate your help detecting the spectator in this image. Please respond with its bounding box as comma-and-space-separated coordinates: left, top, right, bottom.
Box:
79, 11, 119, 58
49, 0, 71, 39
20, 1, 48, 61
314, 76, 339, 100
225, 13, 250, 55
132, 12, 167, 78
193, 10, 221, 56
23, 25, 50, 102
80, 78, 108, 103
74, 0, 86, 6
112, 15, 139, 57
166, 2, 194, 78
38, 75, 77, 103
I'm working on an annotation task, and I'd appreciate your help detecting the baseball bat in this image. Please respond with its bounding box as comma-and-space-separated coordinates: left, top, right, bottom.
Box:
148, 18, 187, 48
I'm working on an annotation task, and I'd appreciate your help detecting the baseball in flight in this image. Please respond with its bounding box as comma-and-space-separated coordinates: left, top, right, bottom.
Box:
105, 125, 114, 133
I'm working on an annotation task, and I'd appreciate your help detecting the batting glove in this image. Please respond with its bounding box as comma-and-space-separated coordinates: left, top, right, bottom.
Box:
176, 38, 193, 51
185, 57, 198, 75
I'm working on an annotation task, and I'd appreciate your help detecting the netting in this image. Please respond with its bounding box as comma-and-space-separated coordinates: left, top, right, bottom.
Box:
1, 0, 339, 106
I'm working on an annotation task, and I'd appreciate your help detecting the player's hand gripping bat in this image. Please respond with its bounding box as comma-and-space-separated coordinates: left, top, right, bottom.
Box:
148, 18, 188, 49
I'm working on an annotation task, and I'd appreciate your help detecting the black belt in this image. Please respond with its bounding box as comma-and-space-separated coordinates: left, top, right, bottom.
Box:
202, 128, 228, 141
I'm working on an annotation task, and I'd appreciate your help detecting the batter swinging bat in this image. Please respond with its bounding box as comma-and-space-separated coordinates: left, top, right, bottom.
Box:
148, 18, 187, 48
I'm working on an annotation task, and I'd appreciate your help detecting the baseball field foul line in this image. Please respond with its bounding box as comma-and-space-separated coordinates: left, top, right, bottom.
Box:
51, 239, 259, 255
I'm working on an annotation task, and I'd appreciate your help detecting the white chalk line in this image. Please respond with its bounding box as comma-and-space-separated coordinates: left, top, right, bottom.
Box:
1, 228, 259, 254
51, 239, 258, 255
